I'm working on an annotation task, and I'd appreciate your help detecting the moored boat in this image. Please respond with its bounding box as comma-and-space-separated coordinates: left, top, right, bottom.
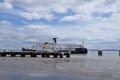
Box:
22, 38, 88, 54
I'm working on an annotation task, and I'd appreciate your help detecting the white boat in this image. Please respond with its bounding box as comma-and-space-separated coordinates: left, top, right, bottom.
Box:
22, 38, 88, 54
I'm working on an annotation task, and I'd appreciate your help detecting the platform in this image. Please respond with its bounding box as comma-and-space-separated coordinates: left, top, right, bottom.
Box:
0, 50, 71, 58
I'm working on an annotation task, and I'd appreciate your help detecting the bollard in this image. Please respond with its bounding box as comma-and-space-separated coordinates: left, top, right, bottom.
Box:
98, 50, 102, 56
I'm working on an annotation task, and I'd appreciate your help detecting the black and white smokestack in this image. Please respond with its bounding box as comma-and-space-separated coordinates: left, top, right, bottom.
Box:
52, 38, 57, 43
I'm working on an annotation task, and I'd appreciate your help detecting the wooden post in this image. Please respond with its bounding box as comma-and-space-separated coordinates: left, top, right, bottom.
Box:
98, 50, 102, 56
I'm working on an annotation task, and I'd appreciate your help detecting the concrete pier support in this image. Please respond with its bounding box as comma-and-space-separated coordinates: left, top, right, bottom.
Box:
11, 54, 16, 57
53, 54, 58, 58
46, 54, 50, 58
42, 54, 46, 58
1, 53, 6, 57
66, 54, 70, 58
59, 55, 63, 58
31, 54, 37, 57
41, 54, 45, 58
119, 51, 120, 56
98, 50, 102, 56
21, 54, 25, 57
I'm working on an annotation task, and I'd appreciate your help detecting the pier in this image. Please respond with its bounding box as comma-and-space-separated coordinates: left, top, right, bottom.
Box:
0, 50, 71, 58
89, 49, 120, 56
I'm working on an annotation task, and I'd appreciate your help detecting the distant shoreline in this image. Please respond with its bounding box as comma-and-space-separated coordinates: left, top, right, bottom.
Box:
88, 49, 120, 51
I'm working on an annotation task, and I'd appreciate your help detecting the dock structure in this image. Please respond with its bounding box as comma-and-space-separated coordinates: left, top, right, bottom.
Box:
119, 50, 120, 56
89, 49, 120, 56
98, 50, 103, 56
0, 50, 71, 58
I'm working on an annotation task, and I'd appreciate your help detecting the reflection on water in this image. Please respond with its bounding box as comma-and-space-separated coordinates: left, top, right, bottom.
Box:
0, 51, 120, 80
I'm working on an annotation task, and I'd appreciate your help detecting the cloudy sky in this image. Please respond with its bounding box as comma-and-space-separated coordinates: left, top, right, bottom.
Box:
0, 0, 120, 50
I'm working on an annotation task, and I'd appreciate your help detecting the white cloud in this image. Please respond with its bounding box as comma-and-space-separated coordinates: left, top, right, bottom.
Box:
3, 0, 119, 22
0, 0, 120, 49
8, 0, 70, 20
22, 22, 120, 42
20, 12, 54, 20
0, 1, 13, 10
60, 14, 92, 22
0, 20, 120, 49
0, 20, 12, 25
60, 15, 80, 22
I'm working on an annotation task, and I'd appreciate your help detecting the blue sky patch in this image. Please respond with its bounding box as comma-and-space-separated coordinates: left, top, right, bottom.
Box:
0, 8, 78, 27
51, 9, 76, 17
92, 11, 113, 18
13, 5, 27, 12
0, 12, 28, 27
0, 0, 4, 2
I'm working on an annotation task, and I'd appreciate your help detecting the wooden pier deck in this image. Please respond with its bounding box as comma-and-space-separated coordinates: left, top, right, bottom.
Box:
0, 50, 71, 58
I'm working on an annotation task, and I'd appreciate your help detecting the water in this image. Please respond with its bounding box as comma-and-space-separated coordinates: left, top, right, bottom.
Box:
0, 51, 120, 80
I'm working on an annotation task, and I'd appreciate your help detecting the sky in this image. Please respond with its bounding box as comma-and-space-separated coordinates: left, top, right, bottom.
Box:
0, 0, 120, 50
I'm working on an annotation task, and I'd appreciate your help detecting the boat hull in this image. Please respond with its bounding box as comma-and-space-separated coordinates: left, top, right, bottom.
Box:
22, 48, 88, 54
71, 48, 88, 54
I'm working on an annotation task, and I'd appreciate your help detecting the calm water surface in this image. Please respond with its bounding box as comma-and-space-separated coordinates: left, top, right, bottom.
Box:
0, 51, 120, 80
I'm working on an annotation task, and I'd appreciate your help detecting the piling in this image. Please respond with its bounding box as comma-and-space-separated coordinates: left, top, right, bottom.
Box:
119, 51, 120, 56
66, 51, 71, 58
66, 53, 70, 58
20, 54, 25, 57
59, 55, 63, 58
11, 54, 16, 57
1, 53, 6, 57
53, 54, 58, 58
98, 50, 102, 56
31, 54, 37, 57
46, 54, 50, 58
42, 54, 46, 58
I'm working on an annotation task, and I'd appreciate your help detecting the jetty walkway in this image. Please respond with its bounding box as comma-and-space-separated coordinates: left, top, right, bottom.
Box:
0, 50, 71, 58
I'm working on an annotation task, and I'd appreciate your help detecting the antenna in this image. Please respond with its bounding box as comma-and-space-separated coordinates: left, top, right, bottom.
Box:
52, 37, 57, 43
